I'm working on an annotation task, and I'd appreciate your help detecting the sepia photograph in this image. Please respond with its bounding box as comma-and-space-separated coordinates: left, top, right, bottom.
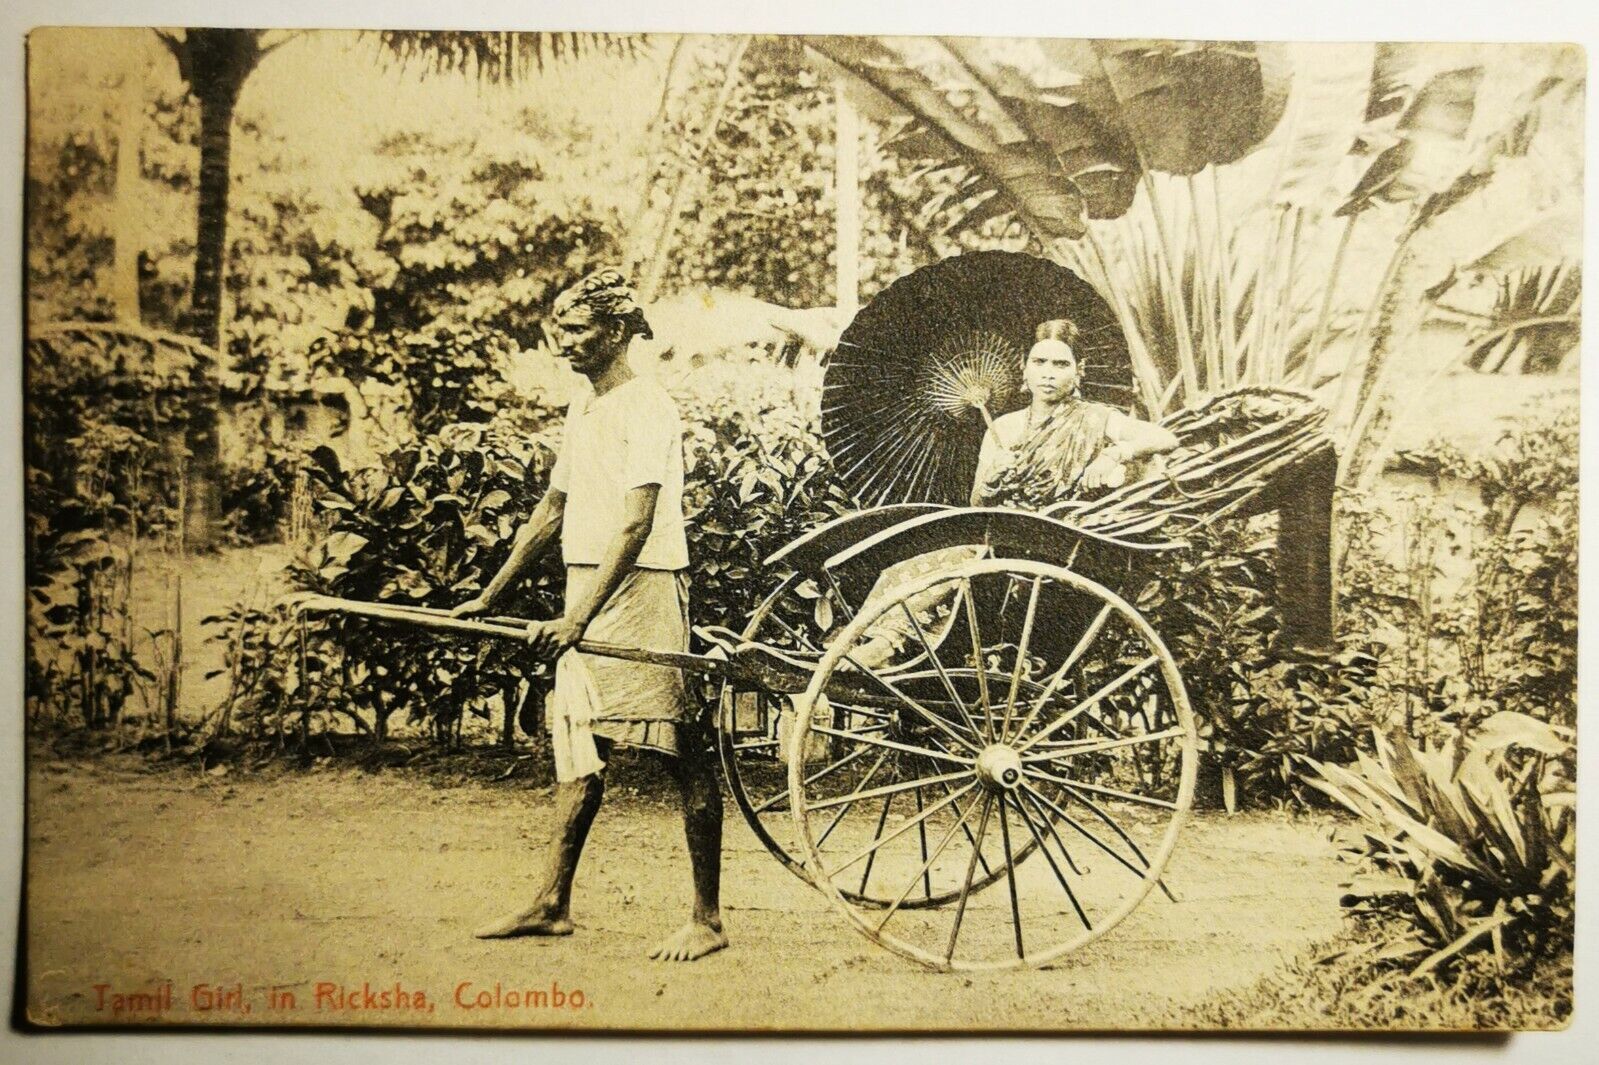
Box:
13, 14, 1584, 1036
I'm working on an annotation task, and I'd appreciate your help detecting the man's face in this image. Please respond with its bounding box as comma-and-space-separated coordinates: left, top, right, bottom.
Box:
551, 310, 625, 377
1024, 341, 1079, 403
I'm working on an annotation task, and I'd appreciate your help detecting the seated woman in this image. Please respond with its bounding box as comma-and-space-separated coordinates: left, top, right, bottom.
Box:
973, 319, 1179, 508
848, 319, 1180, 670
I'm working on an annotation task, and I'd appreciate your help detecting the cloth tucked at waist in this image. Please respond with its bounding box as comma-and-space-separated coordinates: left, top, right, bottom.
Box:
559, 565, 691, 725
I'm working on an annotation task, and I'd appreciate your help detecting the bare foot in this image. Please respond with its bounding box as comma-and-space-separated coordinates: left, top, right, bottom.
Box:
647, 920, 728, 962
473, 904, 575, 940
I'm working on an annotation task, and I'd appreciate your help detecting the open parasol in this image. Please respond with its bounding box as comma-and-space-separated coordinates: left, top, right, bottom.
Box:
823, 251, 1134, 507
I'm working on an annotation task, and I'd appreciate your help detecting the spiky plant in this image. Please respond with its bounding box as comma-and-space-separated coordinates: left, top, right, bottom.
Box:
1303, 712, 1574, 976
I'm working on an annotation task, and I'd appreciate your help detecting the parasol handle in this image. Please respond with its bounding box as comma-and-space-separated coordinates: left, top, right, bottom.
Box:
977, 402, 996, 434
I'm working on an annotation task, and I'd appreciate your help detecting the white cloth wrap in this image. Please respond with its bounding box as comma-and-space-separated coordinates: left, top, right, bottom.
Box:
549, 651, 607, 782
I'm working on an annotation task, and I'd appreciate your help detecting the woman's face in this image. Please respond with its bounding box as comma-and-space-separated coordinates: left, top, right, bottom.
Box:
1024, 339, 1079, 404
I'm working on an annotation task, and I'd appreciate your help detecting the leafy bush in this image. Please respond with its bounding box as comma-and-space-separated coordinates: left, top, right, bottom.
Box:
220, 437, 307, 546
676, 368, 853, 637
1136, 521, 1384, 808
201, 599, 353, 747
280, 418, 563, 742
1339, 396, 1578, 737
351, 123, 623, 341
25, 331, 204, 538
27, 530, 164, 730
308, 325, 520, 441
1304, 713, 1575, 977
659, 39, 836, 308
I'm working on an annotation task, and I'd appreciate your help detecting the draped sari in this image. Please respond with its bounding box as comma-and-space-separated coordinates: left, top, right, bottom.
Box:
980, 399, 1118, 509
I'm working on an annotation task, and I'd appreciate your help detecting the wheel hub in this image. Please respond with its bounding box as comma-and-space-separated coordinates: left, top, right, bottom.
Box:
974, 744, 1023, 793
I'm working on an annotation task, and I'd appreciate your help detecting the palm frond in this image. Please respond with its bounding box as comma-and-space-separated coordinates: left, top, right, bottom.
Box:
370, 30, 645, 85
1466, 263, 1581, 374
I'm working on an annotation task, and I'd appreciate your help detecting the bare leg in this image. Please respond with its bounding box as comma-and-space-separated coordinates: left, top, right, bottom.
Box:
475, 739, 612, 939
648, 731, 728, 961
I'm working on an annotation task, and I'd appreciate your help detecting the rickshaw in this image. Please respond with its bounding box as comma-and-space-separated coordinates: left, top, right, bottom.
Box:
303, 252, 1337, 971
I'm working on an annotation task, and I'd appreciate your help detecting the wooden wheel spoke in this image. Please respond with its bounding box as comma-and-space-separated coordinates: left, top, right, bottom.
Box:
824, 571, 857, 624
1015, 655, 1160, 754
1020, 725, 1184, 763
1001, 575, 1043, 740
944, 792, 995, 965
859, 789, 897, 895
829, 781, 978, 877
815, 749, 893, 848
767, 607, 822, 654
1005, 603, 1113, 745
1023, 766, 1178, 811
806, 765, 973, 813
1020, 781, 1163, 885
997, 794, 1025, 960
1051, 784, 1179, 904
913, 778, 932, 900
824, 704, 897, 724
897, 600, 984, 741
960, 578, 995, 741
915, 753, 995, 878
810, 723, 974, 767
840, 654, 983, 755
1009, 793, 1092, 931
873, 787, 983, 935
753, 744, 870, 814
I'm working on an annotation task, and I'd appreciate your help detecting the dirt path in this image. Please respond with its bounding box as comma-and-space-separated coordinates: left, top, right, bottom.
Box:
23, 757, 1351, 1031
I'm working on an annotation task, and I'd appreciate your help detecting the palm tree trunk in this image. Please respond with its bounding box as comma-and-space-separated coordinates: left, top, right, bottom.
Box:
180, 83, 240, 550
1330, 227, 1408, 430
1339, 237, 1425, 485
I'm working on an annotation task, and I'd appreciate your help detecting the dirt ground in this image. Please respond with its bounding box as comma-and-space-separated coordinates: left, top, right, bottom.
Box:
22, 753, 1354, 1032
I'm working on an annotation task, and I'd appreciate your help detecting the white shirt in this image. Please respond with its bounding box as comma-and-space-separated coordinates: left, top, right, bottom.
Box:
549, 376, 689, 570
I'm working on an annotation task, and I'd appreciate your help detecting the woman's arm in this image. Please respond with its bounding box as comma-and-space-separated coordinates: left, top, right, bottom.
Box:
970, 426, 1006, 506
1105, 411, 1180, 460
1079, 411, 1180, 491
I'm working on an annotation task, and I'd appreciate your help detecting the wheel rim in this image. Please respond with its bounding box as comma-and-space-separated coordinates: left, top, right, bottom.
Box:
788, 557, 1197, 971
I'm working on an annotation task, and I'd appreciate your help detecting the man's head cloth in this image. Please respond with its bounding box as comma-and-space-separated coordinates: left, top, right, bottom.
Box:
550, 268, 654, 341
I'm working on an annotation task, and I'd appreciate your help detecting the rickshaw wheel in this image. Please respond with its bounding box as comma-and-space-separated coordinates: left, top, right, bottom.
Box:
789, 557, 1197, 972
717, 572, 1035, 908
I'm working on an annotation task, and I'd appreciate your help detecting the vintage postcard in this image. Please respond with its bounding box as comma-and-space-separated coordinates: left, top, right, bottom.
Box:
18, 26, 1580, 1032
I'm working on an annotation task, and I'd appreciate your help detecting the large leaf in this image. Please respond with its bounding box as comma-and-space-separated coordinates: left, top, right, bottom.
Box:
1337, 44, 1488, 216
1453, 205, 1584, 278
1469, 711, 1573, 758
1265, 43, 1377, 210
809, 35, 1092, 240
938, 37, 1141, 219
1088, 39, 1291, 175
811, 36, 1290, 244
